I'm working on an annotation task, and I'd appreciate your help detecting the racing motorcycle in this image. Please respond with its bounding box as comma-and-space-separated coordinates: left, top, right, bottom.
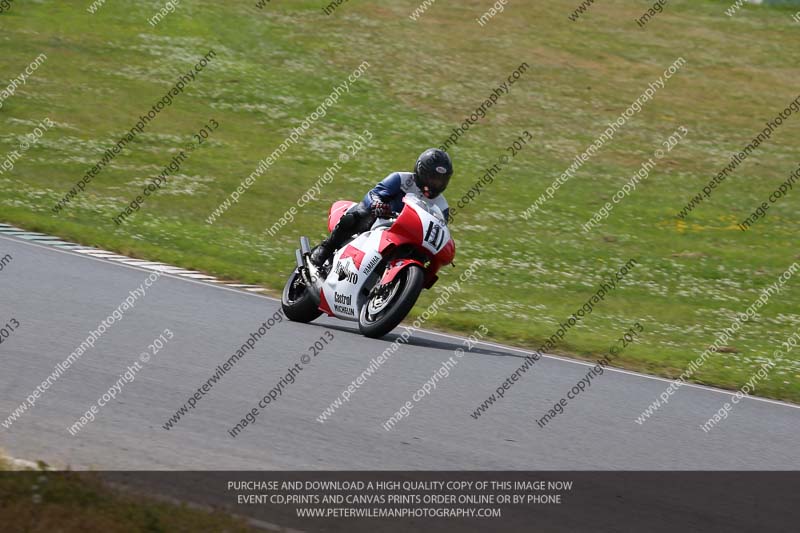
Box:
281, 194, 455, 338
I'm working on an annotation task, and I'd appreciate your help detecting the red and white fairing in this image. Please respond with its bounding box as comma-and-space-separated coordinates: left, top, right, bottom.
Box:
319, 195, 455, 321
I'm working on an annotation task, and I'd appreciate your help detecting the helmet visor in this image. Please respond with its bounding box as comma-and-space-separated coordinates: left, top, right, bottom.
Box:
427, 174, 450, 194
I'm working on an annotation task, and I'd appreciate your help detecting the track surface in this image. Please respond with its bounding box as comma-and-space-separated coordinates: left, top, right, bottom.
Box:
1, 234, 798, 470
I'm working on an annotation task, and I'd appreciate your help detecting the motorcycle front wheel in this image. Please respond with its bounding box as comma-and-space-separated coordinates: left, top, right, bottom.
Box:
358, 264, 425, 339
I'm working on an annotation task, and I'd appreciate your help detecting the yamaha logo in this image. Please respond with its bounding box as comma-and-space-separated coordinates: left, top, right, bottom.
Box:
435, 166, 447, 174
363, 255, 381, 275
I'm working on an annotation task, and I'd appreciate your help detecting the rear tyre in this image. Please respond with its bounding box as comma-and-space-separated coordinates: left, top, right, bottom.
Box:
281, 268, 322, 323
358, 264, 425, 339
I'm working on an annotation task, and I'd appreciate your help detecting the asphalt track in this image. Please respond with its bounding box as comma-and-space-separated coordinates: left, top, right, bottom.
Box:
1, 233, 799, 471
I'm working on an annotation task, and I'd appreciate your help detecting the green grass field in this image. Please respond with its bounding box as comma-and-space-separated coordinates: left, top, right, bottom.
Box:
1, 0, 798, 402
0, 451, 256, 532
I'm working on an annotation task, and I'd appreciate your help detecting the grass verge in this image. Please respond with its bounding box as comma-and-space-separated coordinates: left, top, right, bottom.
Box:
0, 451, 259, 532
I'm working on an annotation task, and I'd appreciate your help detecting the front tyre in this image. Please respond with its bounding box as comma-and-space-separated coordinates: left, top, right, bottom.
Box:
358, 264, 425, 339
282, 268, 322, 323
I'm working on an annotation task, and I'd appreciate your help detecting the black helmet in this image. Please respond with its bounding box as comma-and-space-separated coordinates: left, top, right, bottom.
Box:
414, 148, 453, 199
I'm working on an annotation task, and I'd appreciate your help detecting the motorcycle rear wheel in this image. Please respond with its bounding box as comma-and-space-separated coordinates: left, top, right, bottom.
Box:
358, 264, 425, 338
281, 268, 323, 323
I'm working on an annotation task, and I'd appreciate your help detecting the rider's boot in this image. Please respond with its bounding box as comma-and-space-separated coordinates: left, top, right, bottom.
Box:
310, 204, 372, 268
309, 239, 335, 268
310, 218, 354, 267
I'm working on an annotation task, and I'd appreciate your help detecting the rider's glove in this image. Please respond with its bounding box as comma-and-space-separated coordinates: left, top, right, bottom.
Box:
369, 195, 392, 218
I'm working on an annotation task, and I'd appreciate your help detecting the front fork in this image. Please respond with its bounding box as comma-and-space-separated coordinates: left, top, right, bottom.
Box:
378, 257, 427, 286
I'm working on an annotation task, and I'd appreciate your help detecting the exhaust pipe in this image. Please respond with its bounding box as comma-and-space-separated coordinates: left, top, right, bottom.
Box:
300, 236, 312, 257
297, 237, 322, 306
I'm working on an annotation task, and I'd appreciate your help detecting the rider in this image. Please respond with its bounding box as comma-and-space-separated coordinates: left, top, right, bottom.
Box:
310, 148, 453, 267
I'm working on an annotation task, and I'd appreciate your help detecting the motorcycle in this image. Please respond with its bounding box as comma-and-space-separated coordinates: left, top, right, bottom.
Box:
281, 194, 455, 338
